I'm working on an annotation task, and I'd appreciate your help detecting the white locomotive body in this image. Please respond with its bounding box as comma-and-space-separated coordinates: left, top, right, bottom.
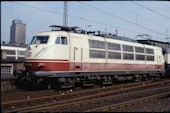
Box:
15, 26, 165, 89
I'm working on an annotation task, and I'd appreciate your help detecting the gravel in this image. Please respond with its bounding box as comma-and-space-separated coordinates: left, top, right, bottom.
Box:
113, 96, 170, 112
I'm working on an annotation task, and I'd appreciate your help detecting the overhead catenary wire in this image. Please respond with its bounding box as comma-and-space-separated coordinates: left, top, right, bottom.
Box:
29, 4, 63, 36
132, 1, 170, 20
112, 2, 168, 30
159, 1, 170, 9
79, 1, 166, 38
10, 1, 168, 40
11, 1, 142, 35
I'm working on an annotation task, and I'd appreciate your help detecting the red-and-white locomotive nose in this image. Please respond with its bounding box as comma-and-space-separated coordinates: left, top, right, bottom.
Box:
25, 32, 70, 72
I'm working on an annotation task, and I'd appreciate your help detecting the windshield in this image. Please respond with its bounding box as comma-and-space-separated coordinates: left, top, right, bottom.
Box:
30, 36, 49, 44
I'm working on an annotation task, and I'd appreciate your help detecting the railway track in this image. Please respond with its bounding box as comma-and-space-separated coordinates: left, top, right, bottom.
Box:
1, 89, 56, 102
86, 89, 170, 112
0, 80, 159, 102
2, 83, 97, 102
2, 79, 170, 112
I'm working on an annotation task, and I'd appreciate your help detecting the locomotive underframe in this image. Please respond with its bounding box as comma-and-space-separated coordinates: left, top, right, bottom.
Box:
14, 69, 165, 90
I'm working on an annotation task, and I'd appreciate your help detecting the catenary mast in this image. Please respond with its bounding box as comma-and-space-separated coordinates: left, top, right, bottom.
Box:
63, 1, 68, 27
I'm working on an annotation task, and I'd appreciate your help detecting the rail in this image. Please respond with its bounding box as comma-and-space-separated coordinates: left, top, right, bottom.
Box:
2, 79, 170, 112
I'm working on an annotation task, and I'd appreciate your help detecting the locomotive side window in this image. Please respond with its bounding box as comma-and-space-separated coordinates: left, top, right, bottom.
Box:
61, 37, 67, 45
136, 54, 145, 60
123, 53, 134, 60
107, 42, 121, 51
6, 50, 15, 55
89, 39, 105, 49
90, 50, 106, 58
55, 37, 60, 44
146, 48, 154, 54
17, 51, 26, 55
30, 36, 49, 44
135, 47, 144, 53
108, 52, 121, 59
146, 55, 154, 61
122, 45, 134, 52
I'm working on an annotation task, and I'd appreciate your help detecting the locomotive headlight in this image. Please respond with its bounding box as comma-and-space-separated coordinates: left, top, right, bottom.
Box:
37, 63, 46, 68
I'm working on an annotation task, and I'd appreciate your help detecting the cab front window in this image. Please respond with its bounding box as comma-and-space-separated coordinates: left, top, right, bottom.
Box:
30, 36, 49, 44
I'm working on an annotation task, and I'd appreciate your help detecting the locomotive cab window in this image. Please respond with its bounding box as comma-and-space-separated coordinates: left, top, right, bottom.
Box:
55, 37, 60, 44
61, 37, 68, 45
30, 36, 49, 44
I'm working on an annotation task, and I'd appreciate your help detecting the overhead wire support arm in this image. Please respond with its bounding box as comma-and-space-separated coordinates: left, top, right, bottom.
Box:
135, 34, 152, 40
49, 25, 86, 34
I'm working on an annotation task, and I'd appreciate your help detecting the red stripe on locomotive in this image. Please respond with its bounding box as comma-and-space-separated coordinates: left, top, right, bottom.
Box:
25, 60, 164, 72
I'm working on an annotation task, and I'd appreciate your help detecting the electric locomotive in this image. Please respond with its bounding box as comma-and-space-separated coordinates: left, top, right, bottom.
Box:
14, 25, 165, 90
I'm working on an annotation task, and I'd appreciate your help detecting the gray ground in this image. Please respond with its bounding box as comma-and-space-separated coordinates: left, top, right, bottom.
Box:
114, 96, 170, 112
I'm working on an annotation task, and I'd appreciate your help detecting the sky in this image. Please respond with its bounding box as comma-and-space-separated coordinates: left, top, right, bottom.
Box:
1, 1, 170, 44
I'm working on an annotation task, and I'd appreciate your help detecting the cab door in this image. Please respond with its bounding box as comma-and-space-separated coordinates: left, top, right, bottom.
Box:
74, 47, 82, 71
55, 34, 69, 60
71, 36, 84, 71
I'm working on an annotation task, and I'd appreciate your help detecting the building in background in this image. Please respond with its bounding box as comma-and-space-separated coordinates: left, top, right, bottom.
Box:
1, 44, 26, 75
10, 19, 26, 45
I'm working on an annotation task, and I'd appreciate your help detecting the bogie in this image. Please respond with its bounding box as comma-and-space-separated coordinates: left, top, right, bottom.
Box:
82, 76, 96, 87
59, 78, 76, 89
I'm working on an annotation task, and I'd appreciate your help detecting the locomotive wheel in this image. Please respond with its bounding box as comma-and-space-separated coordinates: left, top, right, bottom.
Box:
60, 78, 75, 88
